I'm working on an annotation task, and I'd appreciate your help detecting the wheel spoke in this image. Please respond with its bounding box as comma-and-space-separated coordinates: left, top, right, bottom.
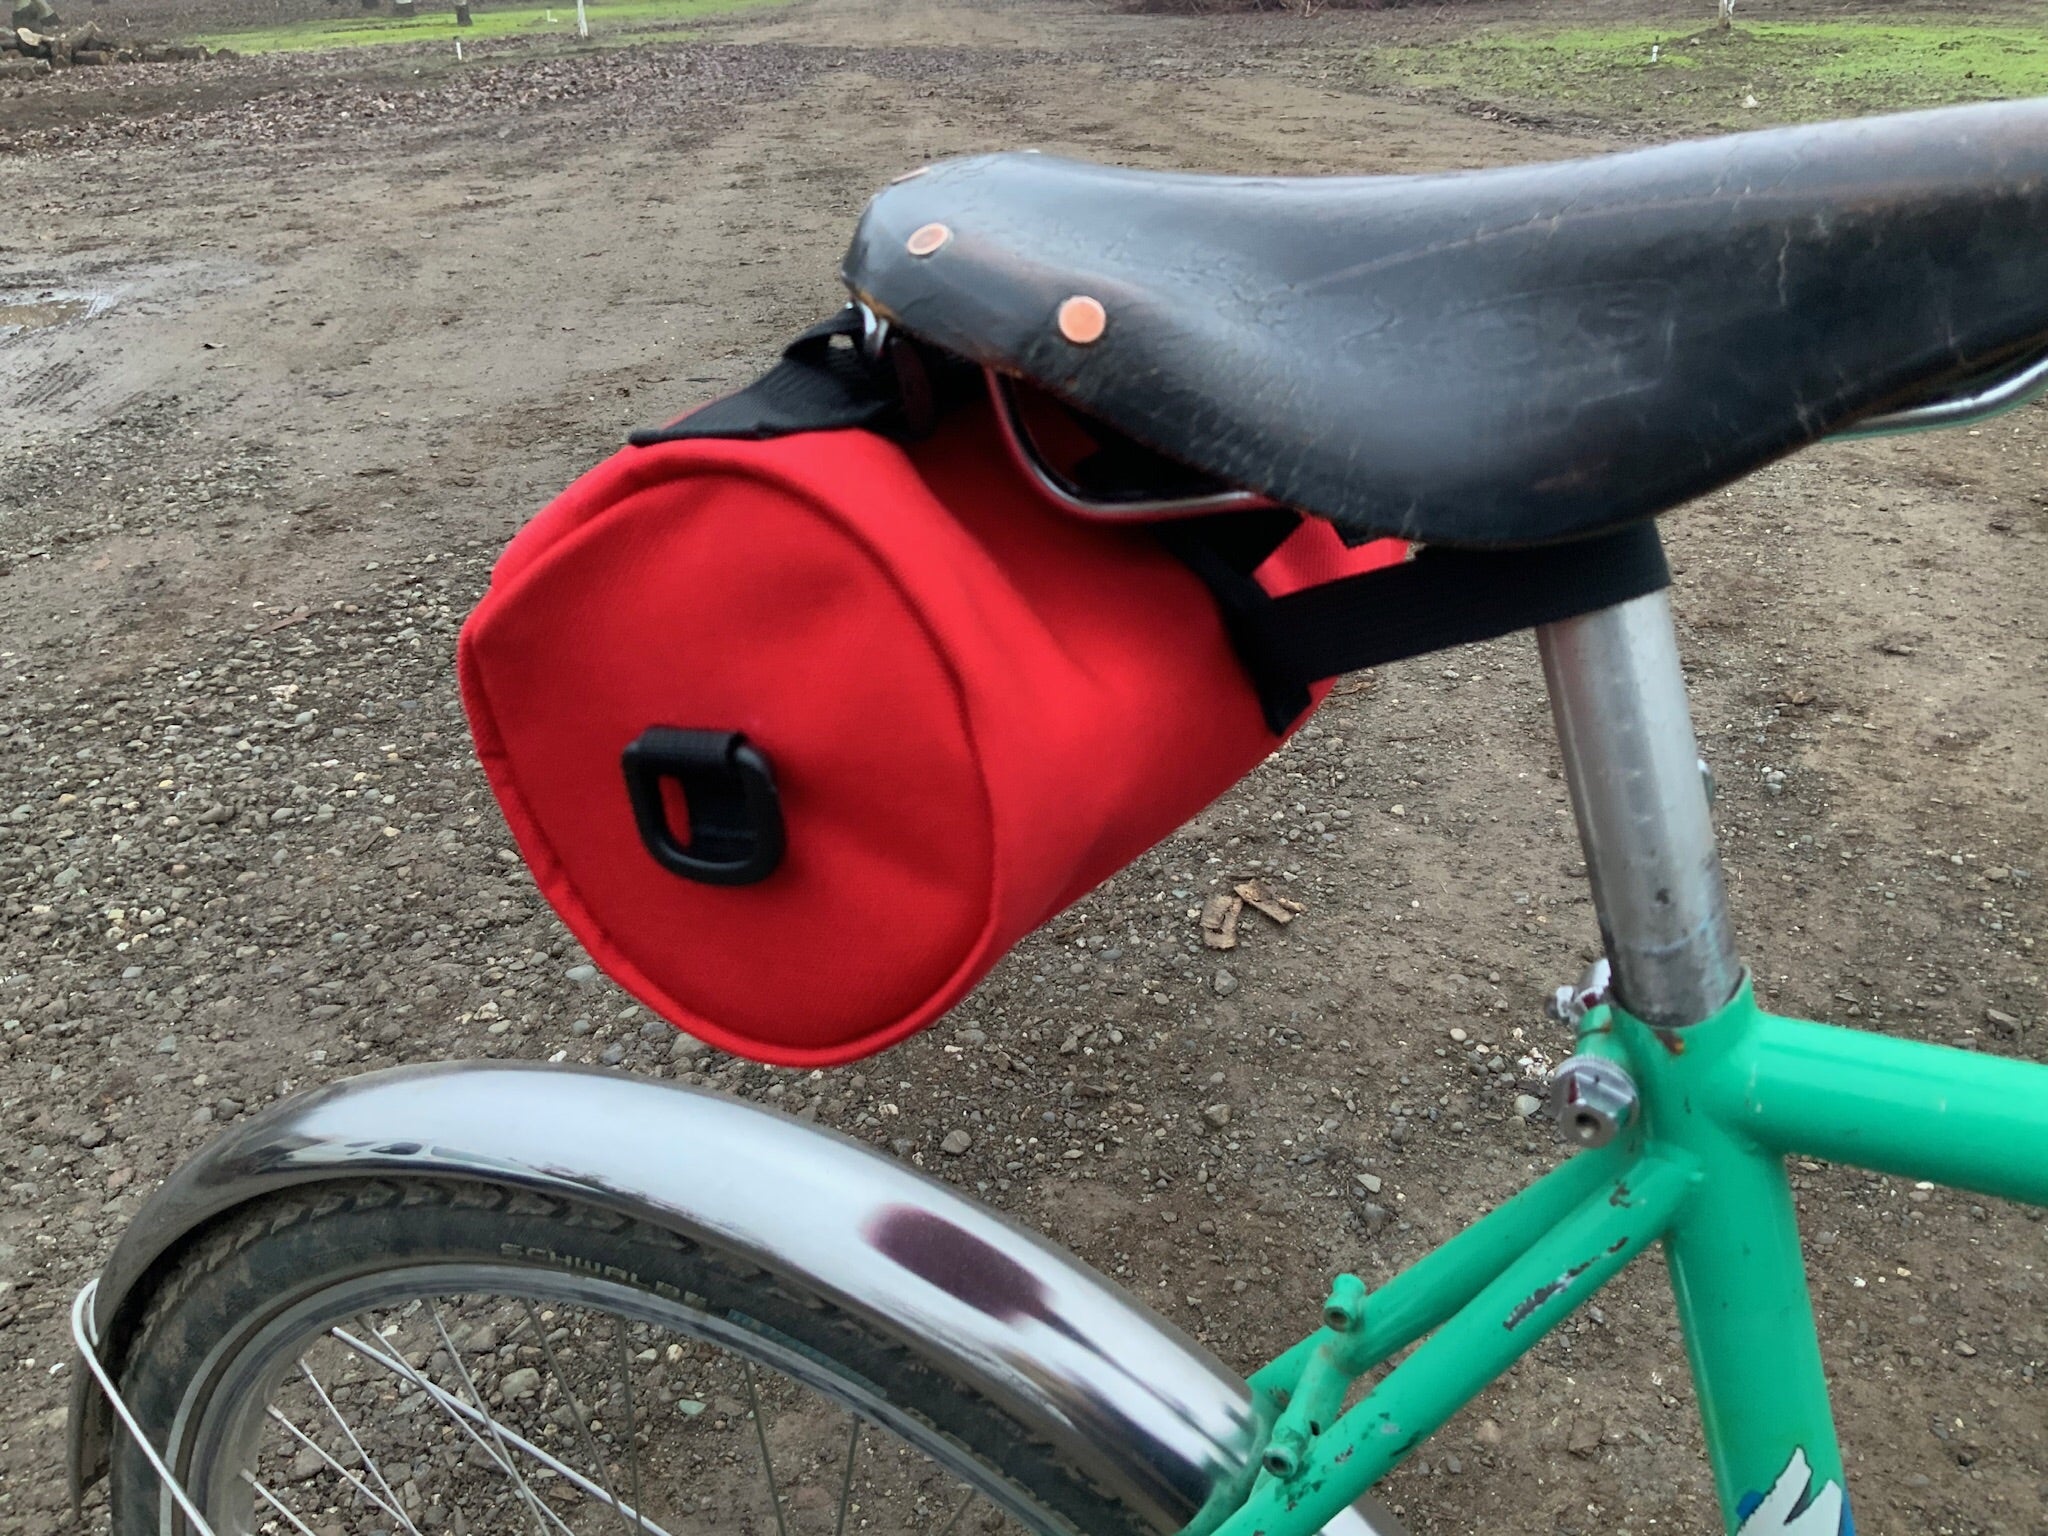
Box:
262, 1405, 411, 1529
935, 1487, 979, 1536
330, 1322, 681, 1536
520, 1298, 639, 1536
293, 1353, 424, 1536
242, 1470, 334, 1536
419, 1302, 573, 1536
743, 1358, 791, 1536
613, 1315, 648, 1535
835, 1417, 862, 1536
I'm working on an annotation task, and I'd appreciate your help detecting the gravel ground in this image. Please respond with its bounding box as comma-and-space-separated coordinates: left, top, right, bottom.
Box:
1, 0, 2044, 1531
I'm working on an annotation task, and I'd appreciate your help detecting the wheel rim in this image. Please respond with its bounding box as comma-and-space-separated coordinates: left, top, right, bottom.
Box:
164, 1262, 1057, 1536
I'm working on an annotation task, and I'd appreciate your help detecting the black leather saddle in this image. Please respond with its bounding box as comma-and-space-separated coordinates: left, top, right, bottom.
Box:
842, 99, 2048, 547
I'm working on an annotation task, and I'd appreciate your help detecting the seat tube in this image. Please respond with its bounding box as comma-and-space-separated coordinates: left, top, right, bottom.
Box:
1535, 583, 1741, 1029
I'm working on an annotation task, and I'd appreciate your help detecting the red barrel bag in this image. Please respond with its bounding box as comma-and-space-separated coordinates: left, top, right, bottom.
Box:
458, 312, 1664, 1065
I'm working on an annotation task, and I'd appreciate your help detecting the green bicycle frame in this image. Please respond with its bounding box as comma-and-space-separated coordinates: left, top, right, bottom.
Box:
1205, 981, 2048, 1536
1190, 580, 2048, 1536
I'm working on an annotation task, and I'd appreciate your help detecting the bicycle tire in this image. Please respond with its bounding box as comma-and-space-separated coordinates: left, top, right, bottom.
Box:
108, 1176, 1160, 1536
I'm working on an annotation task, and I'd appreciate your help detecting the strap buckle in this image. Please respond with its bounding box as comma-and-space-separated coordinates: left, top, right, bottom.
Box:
621, 729, 785, 886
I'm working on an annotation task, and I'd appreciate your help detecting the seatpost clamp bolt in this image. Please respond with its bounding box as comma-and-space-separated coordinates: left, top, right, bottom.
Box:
1547, 956, 1612, 1027
1321, 1273, 1367, 1334
1546, 1055, 1638, 1148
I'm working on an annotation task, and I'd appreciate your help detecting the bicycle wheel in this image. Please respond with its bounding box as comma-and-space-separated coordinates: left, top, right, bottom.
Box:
108, 1177, 1157, 1536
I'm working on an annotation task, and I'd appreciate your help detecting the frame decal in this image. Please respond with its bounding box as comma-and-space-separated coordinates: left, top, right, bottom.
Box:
1734, 1449, 1850, 1536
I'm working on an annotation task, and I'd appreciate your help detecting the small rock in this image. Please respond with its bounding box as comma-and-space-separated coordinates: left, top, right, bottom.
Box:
1197, 1219, 1217, 1235
1211, 969, 1239, 998
121, 965, 144, 981
500, 1367, 541, 1400
1986, 1007, 2019, 1030
288, 1445, 326, 1481
155, 1036, 178, 1055
1513, 1093, 1543, 1119
1360, 1202, 1392, 1233
215, 1098, 244, 1120
600, 1043, 626, 1065
669, 1033, 707, 1062
940, 1129, 972, 1156
1160, 1210, 1177, 1224
1448, 1027, 1467, 1042
1202, 1103, 1232, 1128
77, 1126, 107, 1150
1355, 1171, 1382, 1194
564, 963, 598, 984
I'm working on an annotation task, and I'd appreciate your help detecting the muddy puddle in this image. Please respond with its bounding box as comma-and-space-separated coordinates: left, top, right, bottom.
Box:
0, 287, 116, 337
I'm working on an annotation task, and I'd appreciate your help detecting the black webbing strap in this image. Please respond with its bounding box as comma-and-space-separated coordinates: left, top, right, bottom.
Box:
629, 308, 980, 447
628, 311, 1672, 737
629, 309, 900, 446
1171, 520, 1672, 733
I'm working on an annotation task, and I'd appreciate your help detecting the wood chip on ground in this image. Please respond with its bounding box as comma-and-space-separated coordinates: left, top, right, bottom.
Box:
1235, 879, 1305, 925
1200, 891, 1242, 950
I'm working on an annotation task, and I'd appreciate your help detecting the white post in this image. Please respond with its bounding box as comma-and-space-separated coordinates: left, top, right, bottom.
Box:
453, 35, 462, 58
575, 0, 587, 36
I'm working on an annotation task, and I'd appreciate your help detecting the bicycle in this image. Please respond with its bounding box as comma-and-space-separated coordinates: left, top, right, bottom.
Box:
68, 97, 2048, 1536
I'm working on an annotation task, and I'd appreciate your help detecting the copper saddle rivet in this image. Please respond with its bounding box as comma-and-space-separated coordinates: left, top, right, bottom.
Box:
1057, 295, 1107, 345
906, 222, 951, 257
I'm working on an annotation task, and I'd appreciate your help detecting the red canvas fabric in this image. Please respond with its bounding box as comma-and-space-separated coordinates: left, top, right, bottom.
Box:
459, 403, 1405, 1066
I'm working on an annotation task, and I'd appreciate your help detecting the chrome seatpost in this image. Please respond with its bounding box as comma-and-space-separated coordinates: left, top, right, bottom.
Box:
1535, 587, 1742, 1030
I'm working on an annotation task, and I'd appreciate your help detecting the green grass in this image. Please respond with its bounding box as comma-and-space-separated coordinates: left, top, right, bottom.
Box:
1358, 20, 2048, 130
192, 0, 781, 55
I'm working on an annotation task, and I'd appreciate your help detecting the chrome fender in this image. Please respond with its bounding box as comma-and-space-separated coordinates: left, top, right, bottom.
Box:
71, 1061, 1400, 1535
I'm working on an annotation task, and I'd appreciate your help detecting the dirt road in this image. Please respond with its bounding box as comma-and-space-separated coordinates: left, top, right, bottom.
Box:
2, 1, 2043, 1531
